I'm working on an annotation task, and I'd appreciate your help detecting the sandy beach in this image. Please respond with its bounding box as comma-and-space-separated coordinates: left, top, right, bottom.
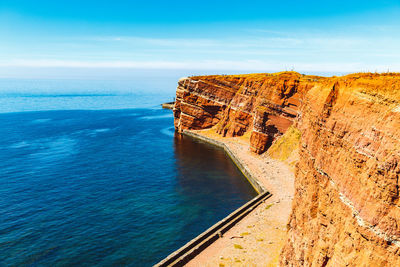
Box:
183, 128, 295, 266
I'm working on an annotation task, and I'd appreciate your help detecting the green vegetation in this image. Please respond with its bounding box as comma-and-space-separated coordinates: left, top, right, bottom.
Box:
265, 204, 273, 210
234, 244, 244, 249
267, 125, 301, 163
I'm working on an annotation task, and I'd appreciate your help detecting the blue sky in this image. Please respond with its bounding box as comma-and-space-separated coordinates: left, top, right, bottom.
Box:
1, 0, 400, 78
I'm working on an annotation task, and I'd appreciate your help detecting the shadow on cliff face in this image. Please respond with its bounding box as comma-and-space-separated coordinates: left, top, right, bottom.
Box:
264, 125, 280, 148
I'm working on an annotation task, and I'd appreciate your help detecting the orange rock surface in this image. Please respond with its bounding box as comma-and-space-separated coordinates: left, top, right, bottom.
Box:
174, 72, 317, 153
281, 73, 400, 266
173, 72, 400, 266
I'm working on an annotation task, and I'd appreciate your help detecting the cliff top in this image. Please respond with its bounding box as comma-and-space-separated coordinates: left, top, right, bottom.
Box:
190, 71, 400, 80
187, 71, 400, 102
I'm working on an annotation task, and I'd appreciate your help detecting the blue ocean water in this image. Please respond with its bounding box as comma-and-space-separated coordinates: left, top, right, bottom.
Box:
0, 83, 257, 266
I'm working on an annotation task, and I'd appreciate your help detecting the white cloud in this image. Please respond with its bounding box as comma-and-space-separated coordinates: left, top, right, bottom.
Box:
1, 59, 399, 73
89, 36, 220, 47
2, 33, 400, 75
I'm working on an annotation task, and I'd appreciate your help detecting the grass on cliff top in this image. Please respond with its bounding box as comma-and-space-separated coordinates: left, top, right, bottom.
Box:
191, 71, 400, 80
267, 126, 301, 164
233, 244, 244, 249
190, 71, 303, 80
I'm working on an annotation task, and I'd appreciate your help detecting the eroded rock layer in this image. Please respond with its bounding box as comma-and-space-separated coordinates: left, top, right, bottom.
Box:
174, 72, 317, 153
281, 74, 400, 266
173, 72, 400, 266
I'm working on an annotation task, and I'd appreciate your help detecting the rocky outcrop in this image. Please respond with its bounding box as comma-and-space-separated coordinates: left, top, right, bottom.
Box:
174, 72, 318, 154
173, 72, 400, 266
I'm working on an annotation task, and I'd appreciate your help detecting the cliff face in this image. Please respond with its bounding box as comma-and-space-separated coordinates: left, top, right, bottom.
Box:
281, 74, 400, 266
173, 72, 400, 266
174, 72, 317, 153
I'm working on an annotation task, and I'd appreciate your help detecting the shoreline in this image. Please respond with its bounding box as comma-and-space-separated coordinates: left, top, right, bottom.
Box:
157, 128, 295, 266
161, 102, 175, 110
182, 130, 265, 194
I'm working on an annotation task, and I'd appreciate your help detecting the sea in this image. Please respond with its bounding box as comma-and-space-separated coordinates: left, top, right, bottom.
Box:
0, 79, 257, 266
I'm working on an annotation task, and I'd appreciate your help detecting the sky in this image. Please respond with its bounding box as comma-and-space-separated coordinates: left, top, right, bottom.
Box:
1, 0, 400, 79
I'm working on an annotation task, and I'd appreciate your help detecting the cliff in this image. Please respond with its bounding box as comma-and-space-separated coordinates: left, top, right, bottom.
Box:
173, 72, 400, 266
174, 72, 320, 153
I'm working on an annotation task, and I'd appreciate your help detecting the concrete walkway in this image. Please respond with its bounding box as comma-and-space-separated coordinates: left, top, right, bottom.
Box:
184, 129, 295, 266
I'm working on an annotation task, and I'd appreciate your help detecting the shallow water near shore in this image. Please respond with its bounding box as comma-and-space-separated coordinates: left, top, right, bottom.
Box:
0, 94, 257, 266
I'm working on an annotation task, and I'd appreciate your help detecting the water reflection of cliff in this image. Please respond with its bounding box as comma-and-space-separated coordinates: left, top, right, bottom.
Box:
173, 133, 257, 216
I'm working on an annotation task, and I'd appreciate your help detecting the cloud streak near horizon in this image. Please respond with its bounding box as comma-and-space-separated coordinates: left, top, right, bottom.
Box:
2, 34, 400, 73
2, 59, 399, 73
1, 0, 400, 77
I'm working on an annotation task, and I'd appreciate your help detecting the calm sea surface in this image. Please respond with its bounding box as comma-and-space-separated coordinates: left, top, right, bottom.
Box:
0, 80, 256, 266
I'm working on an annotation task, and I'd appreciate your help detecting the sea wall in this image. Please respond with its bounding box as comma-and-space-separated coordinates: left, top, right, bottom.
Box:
173, 72, 400, 266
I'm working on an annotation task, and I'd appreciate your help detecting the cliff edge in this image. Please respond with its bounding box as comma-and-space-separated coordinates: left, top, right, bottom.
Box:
173, 72, 400, 266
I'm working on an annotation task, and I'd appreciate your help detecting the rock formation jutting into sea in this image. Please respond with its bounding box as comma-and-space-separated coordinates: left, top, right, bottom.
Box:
173, 72, 400, 266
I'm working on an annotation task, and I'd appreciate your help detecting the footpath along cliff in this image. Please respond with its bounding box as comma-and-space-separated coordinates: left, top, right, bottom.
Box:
173, 72, 400, 266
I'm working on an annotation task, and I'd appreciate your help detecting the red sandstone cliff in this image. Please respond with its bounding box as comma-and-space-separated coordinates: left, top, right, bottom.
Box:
173, 72, 400, 266
174, 72, 319, 153
281, 74, 400, 266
